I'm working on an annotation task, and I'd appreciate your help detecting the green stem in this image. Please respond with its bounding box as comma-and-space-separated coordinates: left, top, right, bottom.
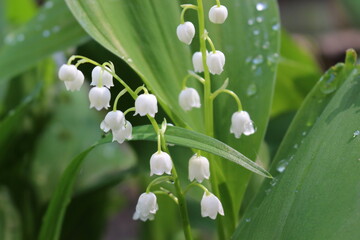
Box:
205, 35, 217, 54
146, 176, 174, 193
160, 132, 193, 240
215, 0, 221, 7
197, 1, 226, 239
180, 4, 198, 24
124, 107, 135, 117
183, 182, 209, 195
113, 89, 128, 111
211, 89, 243, 111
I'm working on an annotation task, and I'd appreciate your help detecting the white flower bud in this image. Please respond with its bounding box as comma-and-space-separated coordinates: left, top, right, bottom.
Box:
192, 51, 205, 73
133, 192, 158, 221
134, 94, 158, 117
230, 111, 255, 138
209, 5, 228, 24
206, 51, 225, 75
100, 110, 125, 132
58, 64, 78, 81
188, 155, 210, 183
91, 66, 114, 88
88, 86, 111, 111
150, 151, 172, 176
176, 22, 195, 45
179, 88, 201, 111
201, 192, 224, 219
112, 121, 133, 144
64, 70, 84, 92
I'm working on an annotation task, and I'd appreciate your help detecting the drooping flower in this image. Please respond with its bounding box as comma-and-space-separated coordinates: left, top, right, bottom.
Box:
192, 51, 205, 73
206, 51, 225, 75
58, 64, 78, 82
64, 70, 84, 92
200, 192, 224, 219
188, 154, 210, 183
176, 21, 196, 45
179, 88, 201, 111
100, 110, 125, 132
209, 5, 228, 24
112, 121, 133, 144
91, 66, 114, 88
88, 86, 111, 111
134, 94, 158, 117
133, 192, 158, 221
150, 151, 172, 176
230, 111, 255, 138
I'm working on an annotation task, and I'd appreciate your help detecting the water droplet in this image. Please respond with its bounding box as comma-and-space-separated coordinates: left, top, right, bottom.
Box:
267, 53, 279, 65
253, 55, 263, 65
319, 69, 339, 94
293, 144, 299, 149
276, 159, 288, 173
44, 1, 54, 8
265, 188, 272, 195
248, 19, 255, 25
256, 16, 264, 23
272, 23, 280, 31
245, 218, 251, 223
256, 2, 268, 11
353, 130, 360, 138
52, 26, 61, 33
253, 29, 260, 35
127, 58, 133, 63
302, 131, 307, 136
247, 84, 257, 96
245, 57, 252, 64
42, 30, 50, 38
270, 178, 278, 186
16, 34, 25, 42
262, 42, 270, 49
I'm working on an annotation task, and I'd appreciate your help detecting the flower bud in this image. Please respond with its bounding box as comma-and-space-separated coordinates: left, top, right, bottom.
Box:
64, 70, 84, 92
209, 5, 228, 24
134, 94, 158, 117
112, 121, 133, 144
150, 151, 172, 176
176, 21, 195, 45
230, 111, 255, 138
179, 88, 201, 111
133, 192, 158, 221
201, 192, 224, 219
192, 51, 205, 73
100, 110, 125, 132
188, 155, 210, 183
58, 64, 78, 81
206, 51, 225, 75
91, 66, 114, 88
88, 86, 111, 111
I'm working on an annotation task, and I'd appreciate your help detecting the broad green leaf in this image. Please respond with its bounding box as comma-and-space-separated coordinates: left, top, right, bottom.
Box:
5, 0, 37, 26
0, 187, 22, 240
0, 0, 88, 82
38, 122, 270, 240
233, 50, 360, 239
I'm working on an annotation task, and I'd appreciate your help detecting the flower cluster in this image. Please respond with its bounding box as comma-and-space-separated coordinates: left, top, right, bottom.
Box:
58, 61, 158, 144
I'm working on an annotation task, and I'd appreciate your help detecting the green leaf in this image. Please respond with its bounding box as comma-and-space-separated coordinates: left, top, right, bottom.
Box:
0, 187, 22, 240
233, 49, 360, 239
0, 0, 88, 82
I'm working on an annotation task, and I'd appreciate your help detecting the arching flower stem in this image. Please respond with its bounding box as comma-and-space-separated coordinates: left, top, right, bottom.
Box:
180, 4, 198, 24
211, 89, 243, 111
182, 71, 205, 89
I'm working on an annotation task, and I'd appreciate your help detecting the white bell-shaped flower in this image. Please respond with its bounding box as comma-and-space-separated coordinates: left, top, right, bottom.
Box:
88, 86, 111, 111
64, 70, 84, 92
150, 151, 172, 176
176, 21, 195, 45
134, 94, 158, 117
192, 51, 205, 73
58, 64, 78, 82
112, 121, 133, 144
133, 192, 158, 221
201, 192, 224, 219
209, 5, 228, 24
100, 110, 125, 132
188, 155, 210, 183
206, 51, 225, 75
230, 111, 255, 138
91, 66, 114, 88
179, 88, 201, 111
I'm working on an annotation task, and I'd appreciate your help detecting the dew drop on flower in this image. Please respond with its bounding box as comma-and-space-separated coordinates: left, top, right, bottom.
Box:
276, 159, 288, 173
256, 2, 268, 11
